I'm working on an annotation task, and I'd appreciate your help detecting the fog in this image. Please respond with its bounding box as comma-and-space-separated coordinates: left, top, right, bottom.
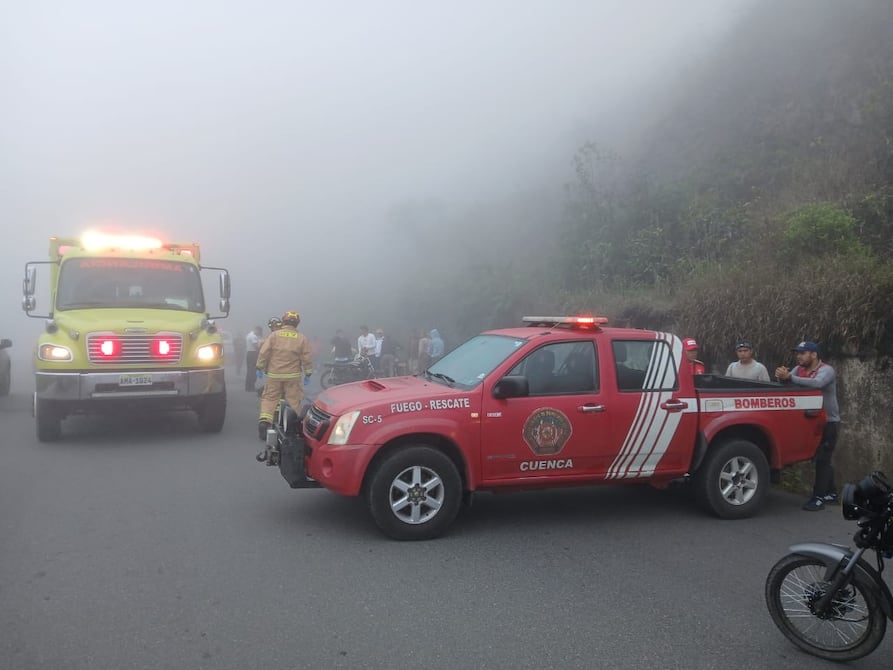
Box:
1, 0, 751, 366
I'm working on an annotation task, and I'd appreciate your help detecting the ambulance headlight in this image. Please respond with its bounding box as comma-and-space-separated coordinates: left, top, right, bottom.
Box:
39, 344, 73, 361
328, 410, 361, 445
196, 344, 222, 361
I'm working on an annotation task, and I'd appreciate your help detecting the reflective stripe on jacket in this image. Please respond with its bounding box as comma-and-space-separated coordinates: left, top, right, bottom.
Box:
256, 326, 313, 377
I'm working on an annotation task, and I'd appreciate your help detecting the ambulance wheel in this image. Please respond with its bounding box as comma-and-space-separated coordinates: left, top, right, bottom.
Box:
320, 370, 335, 389
367, 445, 462, 540
197, 392, 227, 433
694, 439, 768, 519
35, 395, 62, 442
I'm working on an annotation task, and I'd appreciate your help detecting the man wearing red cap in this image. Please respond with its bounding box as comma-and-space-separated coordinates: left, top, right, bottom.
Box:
683, 338, 705, 374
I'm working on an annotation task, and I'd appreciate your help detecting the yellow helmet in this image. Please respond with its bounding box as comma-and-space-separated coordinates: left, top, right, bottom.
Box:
282, 310, 300, 326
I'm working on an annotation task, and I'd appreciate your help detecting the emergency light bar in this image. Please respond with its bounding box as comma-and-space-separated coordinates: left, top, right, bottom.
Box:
522, 316, 608, 329
82, 231, 163, 252
49, 234, 202, 262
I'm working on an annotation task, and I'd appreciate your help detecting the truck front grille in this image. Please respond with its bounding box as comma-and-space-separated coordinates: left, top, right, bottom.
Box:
304, 405, 331, 441
87, 333, 183, 365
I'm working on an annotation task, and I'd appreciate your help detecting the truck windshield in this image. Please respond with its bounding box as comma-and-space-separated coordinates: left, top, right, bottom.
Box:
425, 334, 526, 388
55, 258, 205, 312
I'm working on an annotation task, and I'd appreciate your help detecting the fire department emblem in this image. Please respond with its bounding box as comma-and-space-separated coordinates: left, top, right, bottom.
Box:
522, 408, 572, 456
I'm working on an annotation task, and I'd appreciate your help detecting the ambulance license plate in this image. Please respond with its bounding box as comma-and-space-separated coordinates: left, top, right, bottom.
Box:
119, 374, 153, 387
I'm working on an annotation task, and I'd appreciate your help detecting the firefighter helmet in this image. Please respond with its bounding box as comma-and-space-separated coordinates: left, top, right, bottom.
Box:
267, 316, 282, 330
282, 310, 300, 326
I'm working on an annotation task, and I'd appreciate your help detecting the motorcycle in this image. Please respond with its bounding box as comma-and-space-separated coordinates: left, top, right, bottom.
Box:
765, 471, 893, 662
320, 354, 376, 389
256, 398, 320, 489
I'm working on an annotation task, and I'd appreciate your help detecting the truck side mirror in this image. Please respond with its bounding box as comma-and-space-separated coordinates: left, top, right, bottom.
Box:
218, 272, 231, 300
219, 298, 230, 315
22, 295, 37, 313
23, 266, 37, 296
492, 375, 529, 399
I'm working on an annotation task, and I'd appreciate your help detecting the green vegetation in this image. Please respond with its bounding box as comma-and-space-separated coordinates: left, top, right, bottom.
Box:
396, 1, 893, 367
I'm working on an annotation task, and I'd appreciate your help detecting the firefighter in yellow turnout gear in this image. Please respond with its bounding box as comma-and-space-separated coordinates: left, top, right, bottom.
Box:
256, 311, 313, 440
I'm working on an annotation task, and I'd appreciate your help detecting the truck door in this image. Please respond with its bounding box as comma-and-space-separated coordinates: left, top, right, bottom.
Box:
603, 337, 697, 479
480, 340, 612, 481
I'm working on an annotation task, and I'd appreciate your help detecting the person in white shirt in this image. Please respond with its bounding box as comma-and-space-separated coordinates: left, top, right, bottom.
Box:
245, 326, 263, 391
725, 340, 770, 381
372, 328, 384, 372
357, 325, 376, 360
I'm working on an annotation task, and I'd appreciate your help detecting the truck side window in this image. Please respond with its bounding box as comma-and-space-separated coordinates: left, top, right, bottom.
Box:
508, 342, 599, 395
613, 340, 677, 391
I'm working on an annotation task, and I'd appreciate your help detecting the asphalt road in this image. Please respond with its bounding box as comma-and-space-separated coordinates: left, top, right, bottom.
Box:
2, 364, 892, 670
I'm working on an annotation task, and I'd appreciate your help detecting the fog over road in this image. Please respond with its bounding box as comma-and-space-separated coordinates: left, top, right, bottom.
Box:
1, 367, 891, 669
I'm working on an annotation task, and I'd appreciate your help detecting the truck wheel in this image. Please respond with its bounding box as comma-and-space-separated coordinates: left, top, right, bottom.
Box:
35, 396, 62, 442
197, 392, 226, 433
694, 439, 769, 519
320, 370, 334, 389
367, 445, 462, 540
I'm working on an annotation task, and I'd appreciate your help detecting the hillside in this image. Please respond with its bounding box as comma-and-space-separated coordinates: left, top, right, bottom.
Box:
558, 0, 893, 363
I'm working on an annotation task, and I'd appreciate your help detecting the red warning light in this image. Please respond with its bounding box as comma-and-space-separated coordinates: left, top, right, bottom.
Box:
152, 338, 172, 357
99, 338, 120, 357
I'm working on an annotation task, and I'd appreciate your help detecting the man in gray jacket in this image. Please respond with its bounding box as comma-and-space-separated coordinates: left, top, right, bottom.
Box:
775, 341, 840, 511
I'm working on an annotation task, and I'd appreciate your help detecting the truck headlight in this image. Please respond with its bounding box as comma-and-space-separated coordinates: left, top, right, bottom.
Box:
38, 344, 73, 361
196, 344, 223, 361
328, 410, 360, 445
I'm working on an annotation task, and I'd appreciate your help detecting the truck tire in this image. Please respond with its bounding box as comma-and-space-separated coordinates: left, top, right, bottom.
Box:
35, 395, 62, 442
196, 392, 226, 433
367, 445, 462, 541
693, 439, 768, 519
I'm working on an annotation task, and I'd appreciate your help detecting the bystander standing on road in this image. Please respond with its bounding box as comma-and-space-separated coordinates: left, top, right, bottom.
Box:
775, 341, 841, 511
428, 329, 444, 365
682, 338, 705, 374
233, 329, 246, 375
330, 329, 352, 361
378, 329, 399, 377
725, 340, 770, 381
245, 326, 263, 391
357, 325, 376, 360
418, 329, 431, 372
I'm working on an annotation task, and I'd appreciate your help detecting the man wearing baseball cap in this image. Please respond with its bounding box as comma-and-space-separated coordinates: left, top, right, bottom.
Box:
682, 338, 705, 374
725, 340, 770, 381
775, 341, 840, 511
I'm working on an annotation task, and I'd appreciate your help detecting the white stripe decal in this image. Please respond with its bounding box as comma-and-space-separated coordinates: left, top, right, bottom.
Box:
623, 335, 673, 477
608, 332, 685, 479
608, 333, 673, 478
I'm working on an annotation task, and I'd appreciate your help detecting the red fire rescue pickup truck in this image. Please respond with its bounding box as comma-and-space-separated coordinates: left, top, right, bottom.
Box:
277, 316, 826, 540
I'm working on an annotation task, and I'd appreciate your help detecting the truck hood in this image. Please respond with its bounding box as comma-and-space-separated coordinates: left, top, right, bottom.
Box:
51, 309, 209, 336
314, 374, 475, 415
